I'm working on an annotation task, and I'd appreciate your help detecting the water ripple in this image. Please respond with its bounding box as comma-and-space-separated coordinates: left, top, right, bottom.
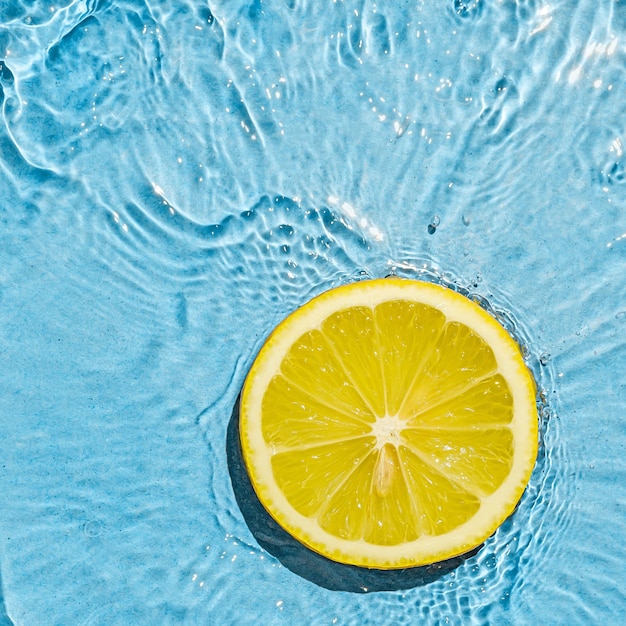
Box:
1, 0, 625, 623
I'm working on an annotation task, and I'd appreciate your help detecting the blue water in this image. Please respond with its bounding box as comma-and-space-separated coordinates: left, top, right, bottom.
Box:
1, 0, 625, 623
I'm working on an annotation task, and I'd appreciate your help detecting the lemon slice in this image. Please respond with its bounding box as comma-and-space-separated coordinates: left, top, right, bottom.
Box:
240, 278, 538, 569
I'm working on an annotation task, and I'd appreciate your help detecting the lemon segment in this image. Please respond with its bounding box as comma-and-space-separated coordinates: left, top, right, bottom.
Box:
240, 278, 538, 569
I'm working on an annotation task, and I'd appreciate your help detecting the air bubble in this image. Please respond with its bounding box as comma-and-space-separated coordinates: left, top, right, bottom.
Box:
427, 216, 440, 235
539, 352, 551, 366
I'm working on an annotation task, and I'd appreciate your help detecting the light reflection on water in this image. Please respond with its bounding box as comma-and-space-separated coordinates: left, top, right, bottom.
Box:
1, 0, 625, 623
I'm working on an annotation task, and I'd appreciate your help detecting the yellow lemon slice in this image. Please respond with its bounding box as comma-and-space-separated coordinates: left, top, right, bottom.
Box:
240, 278, 538, 569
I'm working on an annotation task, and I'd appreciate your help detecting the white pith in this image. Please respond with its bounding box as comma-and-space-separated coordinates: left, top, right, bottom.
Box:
370, 414, 405, 449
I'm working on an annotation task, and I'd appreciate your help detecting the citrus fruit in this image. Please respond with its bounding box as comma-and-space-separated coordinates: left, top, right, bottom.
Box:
239, 278, 538, 569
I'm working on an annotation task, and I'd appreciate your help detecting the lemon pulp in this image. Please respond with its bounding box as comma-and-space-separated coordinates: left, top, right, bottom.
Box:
240, 278, 538, 569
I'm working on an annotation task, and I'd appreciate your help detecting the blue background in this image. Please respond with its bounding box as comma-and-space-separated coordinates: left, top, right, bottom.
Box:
1, 0, 625, 623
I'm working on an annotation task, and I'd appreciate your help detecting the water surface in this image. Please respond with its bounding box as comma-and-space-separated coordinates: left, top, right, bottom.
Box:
1, 0, 625, 623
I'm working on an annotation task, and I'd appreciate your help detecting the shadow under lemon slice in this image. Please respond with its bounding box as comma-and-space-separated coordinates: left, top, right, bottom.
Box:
239, 278, 538, 569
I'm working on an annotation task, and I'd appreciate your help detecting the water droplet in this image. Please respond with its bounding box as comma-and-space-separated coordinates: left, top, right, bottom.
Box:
427, 216, 439, 234
83, 519, 103, 537
453, 0, 483, 19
